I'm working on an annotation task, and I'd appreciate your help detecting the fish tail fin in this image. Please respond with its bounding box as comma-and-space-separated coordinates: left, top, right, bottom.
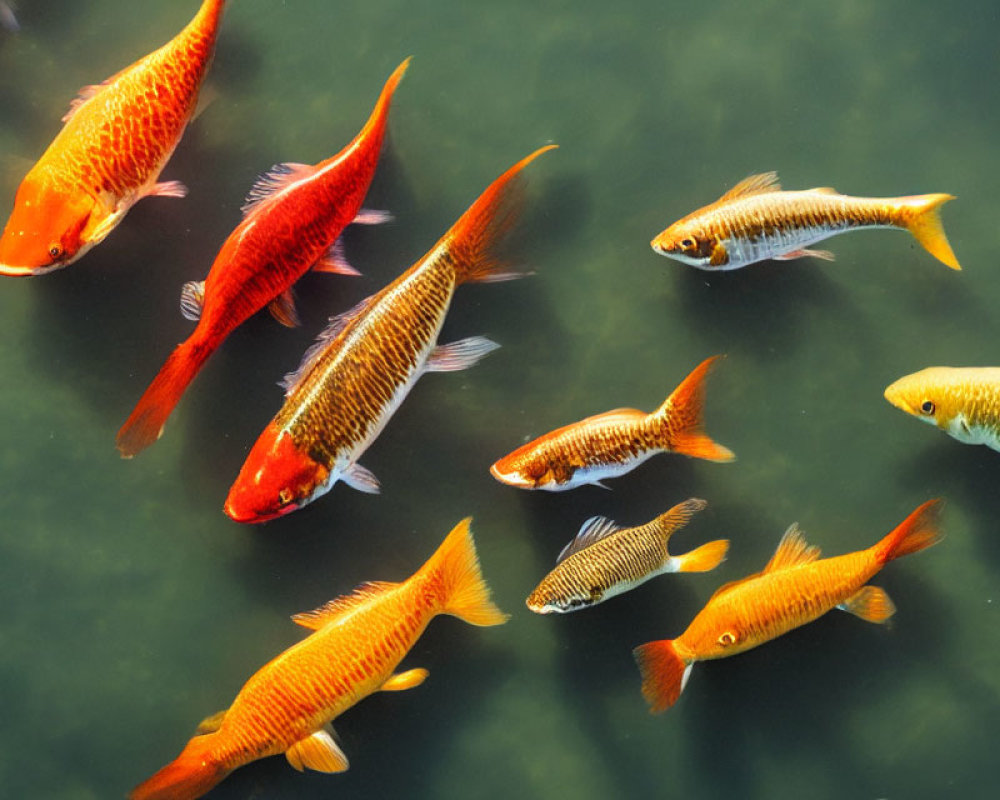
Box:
901, 194, 961, 270
423, 518, 509, 626
354, 57, 410, 154
441, 146, 557, 285
654, 355, 735, 462
873, 499, 944, 565
674, 539, 729, 573
633, 639, 692, 714
116, 339, 213, 458
129, 735, 228, 800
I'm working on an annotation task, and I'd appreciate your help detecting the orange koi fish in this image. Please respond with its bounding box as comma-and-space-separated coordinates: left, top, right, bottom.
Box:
115, 59, 409, 458
490, 355, 734, 492
0, 0, 228, 276
129, 518, 507, 800
884, 367, 1000, 451
223, 145, 556, 523
634, 499, 942, 714
650, 172, 960, 271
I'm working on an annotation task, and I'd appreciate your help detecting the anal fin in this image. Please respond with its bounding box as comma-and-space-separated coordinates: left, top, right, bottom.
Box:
774, 248, 835, 262
268, 289, 301, 328
180, 280, 205, 321
286, 727, 349, 773
838, 585, 896, 624
426, 336, 500, 372
380, 667, 429, 692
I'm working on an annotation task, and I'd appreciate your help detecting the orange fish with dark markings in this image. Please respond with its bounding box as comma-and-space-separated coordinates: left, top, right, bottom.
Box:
129, 518, 507, 800
0, 0, 227, 276
634, 499, 943, 714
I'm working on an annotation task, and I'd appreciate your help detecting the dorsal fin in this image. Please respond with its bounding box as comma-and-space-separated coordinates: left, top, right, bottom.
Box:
762, 523, 821, 572
291, 581, 398, 630
556, 516, 623, 564
805, 186, 839, 195
241, 162, 317, 218
708, 573, 758, 601
716, 172, 782, 203
648, 498, 708, 542
279, 294, 377, 395
577, 407, 646, 427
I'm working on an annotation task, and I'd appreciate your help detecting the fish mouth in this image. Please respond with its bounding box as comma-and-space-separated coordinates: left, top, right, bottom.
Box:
489, 462, 536, 489
525, 598, 557, 614
0, 261, 46, 277
223, 500, 298, 524
882, 383, 913, 414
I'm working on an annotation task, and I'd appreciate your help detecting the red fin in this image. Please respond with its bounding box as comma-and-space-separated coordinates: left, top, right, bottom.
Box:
129, 734, 227, 800
438, 145, 557, 285
633, 639, 690, 714
116, 340, 213, 458
657, 355, 735, 462
840, 585, 896, 624
268, 289, 301, 328
873, 499, 944, 564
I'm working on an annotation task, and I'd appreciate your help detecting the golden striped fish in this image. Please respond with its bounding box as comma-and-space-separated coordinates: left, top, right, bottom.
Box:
490, 355, 735, 491
224, 145, 556, 523
526, 498, 728, 614
129, 518, 508, 800
650, 171, 960, 271
884, 367, 1000, 451
0, 0, 226, 275
634, 499, 942, 714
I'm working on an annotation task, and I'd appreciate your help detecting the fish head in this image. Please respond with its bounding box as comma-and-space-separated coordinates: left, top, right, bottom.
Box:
650, 222, 721, 268
490, 452, 561, 490
224, 424, 331, 523
884, 369, 960, 432
0, 176, 98, 276
525, 583, 602, 614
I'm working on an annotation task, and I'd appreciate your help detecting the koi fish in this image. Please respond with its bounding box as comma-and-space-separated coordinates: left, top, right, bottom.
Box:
223, 145, 556, 523
526, 498, 728, 614
650, 172, 960, 271
115, 60, 410, 458
129, 518, 507, 800
884, 367, 1000, 451
490, 355, 734, 492
634, 499, 942, 714
0, 0, 228, 276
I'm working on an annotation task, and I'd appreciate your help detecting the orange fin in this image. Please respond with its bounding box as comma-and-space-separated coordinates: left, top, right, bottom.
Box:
421, 518, 509, 626
286, 727, 349, 773
873, 499, 944, 564
763, 523, 821, 572
839, 585, 896, 624
674, 539, 729, 573
438, 145, 556, 284
577, 407, 646, 426
715, 171, 782, 204
657, 355, 735, 462
268, 289, 301, 328
633, 639, 692, 714
903, 194, 960, 270
291, 581, 399, 630
380, 667, 429, 691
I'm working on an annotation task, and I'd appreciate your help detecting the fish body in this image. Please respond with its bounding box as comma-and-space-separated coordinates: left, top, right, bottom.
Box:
490, 355, 734, 492
634, 500, 942, 713
223, 146, 556, 523
526, 498, 728, 614
129, 518, 507, 800
0, 0, 227, 276
650, 172, 960, 271
115, 59, 409, 458
884, 367, 1000, 451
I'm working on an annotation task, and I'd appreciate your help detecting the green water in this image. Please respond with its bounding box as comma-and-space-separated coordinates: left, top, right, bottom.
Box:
1, 1, 997, 798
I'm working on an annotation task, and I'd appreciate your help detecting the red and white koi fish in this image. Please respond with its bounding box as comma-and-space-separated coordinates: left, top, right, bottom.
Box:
651, 172, 960, 271
634, 500, 942, 713
223, 145, 556, 523
115, 59, 409, 458
129, 518, 507, 800
490, 355, 735, 492
0, 0, 228, 276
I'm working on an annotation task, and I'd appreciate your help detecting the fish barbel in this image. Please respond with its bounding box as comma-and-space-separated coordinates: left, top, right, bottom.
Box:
129, 518, 507, 800
0, 0, 227, 276
490, 355, 735, 491
115, 58, 409, 458
884, 367, 1000, 451
223, 145, 556, 523
650, 171, 960, 271
526, 498, 728, 614
634, 499, 942, 714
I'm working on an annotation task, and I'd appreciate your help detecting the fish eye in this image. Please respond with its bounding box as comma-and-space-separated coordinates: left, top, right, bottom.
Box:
718, 631, 737, 647
48, 243, 64, 260
680, 237, 696, 250
920, 400, 936, 416
277, 488, 293, 505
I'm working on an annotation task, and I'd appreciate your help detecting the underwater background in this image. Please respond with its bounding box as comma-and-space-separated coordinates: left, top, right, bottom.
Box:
1, 0, 998, 798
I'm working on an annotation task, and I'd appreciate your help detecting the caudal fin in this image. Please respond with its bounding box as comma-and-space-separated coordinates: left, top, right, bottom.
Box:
633, 639, 692, 714
674, 539, 729, 573
901, 194, 961, 270
438, 146, 557, 285
655, 355, 735, 462
116, 340, 213, 458
423, 518, 509, 626
873, 498, 944, 564
129, 735, 228, 800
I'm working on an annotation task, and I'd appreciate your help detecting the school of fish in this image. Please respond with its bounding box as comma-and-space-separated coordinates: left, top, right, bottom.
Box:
0, 1, 983, 798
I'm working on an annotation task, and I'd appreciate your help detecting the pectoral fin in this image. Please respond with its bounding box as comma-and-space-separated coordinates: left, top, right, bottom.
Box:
426, 336, 500, 372
286, 727, 349, 773
380, 668, 429, 692
838, 585, 896, 624
268, 289, 301, 328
